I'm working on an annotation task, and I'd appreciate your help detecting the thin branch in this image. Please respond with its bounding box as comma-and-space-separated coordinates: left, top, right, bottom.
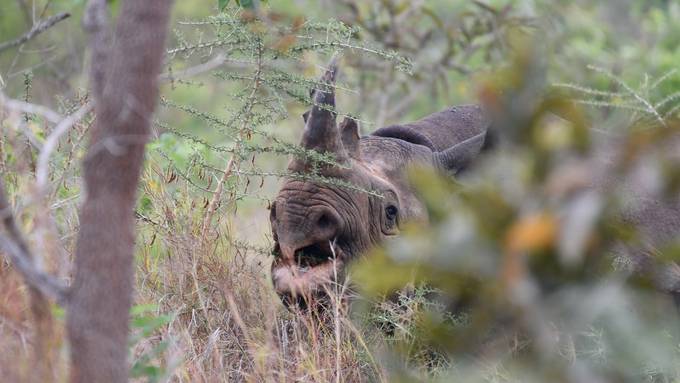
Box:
663, 102, 680, 119
650, 68, 677, 91
0, 90, 94, 195
571, 99, 651, 114
654, 91, 680, 111
588, 65, 666, 127
0, 12, 71, 54
35, 101, 93, 195
159, 53, 227, 82
0, 90, 63, 124
200, 43, 263, 242
553, 82, 626, 99
0, 181, 68, 305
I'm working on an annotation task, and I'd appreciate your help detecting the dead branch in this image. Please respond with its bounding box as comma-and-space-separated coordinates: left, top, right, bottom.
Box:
0, 90, 63, 124
0, 181, 68, 305
159, 53, 227, 82
0, 12, 71, 54
0, 90, 94, 196
35, 102, 93, 195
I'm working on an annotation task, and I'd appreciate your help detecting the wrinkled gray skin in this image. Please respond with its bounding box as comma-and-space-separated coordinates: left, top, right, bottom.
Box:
269, 60, 491, 309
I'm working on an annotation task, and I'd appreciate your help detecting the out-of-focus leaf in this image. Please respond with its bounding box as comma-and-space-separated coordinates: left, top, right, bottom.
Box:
130, 303, 159, 316
272, 35, 297, 53
239, 0, 254, 9
558, 191, 602, 265
352, 249, 423, 296
407, 165, 458, 223
504, 212, 557, 254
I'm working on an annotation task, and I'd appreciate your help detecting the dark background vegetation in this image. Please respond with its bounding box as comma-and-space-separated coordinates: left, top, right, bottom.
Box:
1, 0, 680, 382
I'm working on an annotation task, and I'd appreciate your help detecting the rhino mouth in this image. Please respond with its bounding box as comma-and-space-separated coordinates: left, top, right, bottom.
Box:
271, 240, 346, 309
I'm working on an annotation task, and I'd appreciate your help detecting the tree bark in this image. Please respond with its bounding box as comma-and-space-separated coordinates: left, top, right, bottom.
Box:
66, 1, 172, 382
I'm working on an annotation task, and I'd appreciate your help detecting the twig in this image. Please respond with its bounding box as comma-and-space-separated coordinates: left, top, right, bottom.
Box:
35, 102, 93, 195
330, 239, 342, 383
588, 65, 667, 127
0, 50, 218, 200
159, 53, 227, 82
0, 180, 68, 304
0, 91, 93, 196
0, 12, 71, 54
650, 68, 677, 91
0, 90, 63, 124
200, 42, 264, 241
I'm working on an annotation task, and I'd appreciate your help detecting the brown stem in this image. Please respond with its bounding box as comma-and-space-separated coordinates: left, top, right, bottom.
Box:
200, 41, 263, 243
0, 180, 67, 304
0, 12, 71, 54
0, 179, 66, 383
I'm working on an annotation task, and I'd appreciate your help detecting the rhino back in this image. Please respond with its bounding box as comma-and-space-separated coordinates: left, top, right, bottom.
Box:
370, 104, 491, 152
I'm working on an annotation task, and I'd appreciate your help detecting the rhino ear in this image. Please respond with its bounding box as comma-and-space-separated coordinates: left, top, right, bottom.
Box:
433, 132, 486, 175
302, 110, 310, 123
340, 116, 361, 160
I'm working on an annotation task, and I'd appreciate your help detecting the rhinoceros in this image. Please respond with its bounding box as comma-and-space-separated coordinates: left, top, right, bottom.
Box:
269, 59, 680, 311
269, 59, 492, 309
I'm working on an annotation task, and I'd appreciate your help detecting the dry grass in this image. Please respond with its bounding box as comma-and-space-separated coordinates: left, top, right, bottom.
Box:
0, 76, 438, 382
132, 159, 378, 381
130, 206, 386, 382
0, 191, 386, 383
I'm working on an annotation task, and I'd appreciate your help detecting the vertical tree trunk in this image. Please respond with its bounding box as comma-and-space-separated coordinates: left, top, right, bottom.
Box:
66, 1, 172, 382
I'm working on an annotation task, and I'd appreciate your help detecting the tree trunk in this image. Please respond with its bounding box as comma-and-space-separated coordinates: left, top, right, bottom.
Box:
66, 1, 172, 382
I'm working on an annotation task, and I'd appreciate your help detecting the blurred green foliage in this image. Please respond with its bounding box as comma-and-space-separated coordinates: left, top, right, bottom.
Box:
129, 304, 174, 383
353, 28, 680, 383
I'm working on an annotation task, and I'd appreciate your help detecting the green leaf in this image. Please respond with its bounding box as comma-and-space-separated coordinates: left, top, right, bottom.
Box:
218, 0, 230, 11
130, 303, 159, 316
139, 195, 153, 214
239, 0, 254, 9
132, 314, 172, 337
51, 304, 65, 320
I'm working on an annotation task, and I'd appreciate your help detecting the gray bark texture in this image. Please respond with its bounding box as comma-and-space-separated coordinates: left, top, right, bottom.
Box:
66, 1, 172, 382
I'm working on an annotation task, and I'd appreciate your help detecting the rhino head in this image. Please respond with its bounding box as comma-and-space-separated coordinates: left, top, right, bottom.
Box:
270, 58, 490, 310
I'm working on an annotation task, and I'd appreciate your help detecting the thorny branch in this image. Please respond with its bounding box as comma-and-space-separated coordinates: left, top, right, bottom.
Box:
36, 102, 94, 195
3, 48, 224, 198
200, 41, 264, 242
159, 53, 227, 82
0, 90, 63, 124
0, 12, 71, 54
0, 90, 94, 196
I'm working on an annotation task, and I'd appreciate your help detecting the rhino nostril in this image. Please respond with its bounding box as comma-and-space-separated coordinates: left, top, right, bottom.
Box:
317, 213, 332, 229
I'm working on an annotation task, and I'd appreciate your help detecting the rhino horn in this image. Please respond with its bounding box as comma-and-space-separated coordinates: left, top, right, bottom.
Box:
433, 132, 487, 175
300, 56, 347, 161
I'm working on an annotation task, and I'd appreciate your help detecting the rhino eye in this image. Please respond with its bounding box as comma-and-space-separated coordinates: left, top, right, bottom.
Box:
385, 205, 398, 221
